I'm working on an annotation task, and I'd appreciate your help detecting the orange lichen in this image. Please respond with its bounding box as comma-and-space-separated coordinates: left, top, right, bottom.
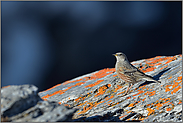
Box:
83, 106, 87, 110
133, 90, 144, 96
104, 95, 114, 101
165, 84, 172, 88
154, 98, 173, 108
110, 95, 114, 98
143, 67, 155, 73
147, 108, 155, 115
163, 101, 170, 104
126, 96, 131, 99
113, 74, 117, 77
164, 79, 181, 94
165, 98, 171, 101
64, 104, 70, 107
94, 85, 108, 97
165, 60, 173, 64
148, 91, 156, 96
169, 102, 174, 107
177, 76, 182, 81
108, 84, 111, 87
117, 90, 125, 95
90, 68, 115, 80
156, 62, 162, 65
78, 102, 95, 115
128, 103, 134, 107
78, 102, 87, 106
42, 81, 86, 100
75, 96, 87, 102
155, 103, 163, 110
63, 78, 84, 86
127, 111, 132, 113
42, 98, 47, 101
119, 115, 127, 119
172, 81, 179, 89
114, 85, 123, 92
104, 96, 109, 100
108, 100, 112, 103
160, 65, 168, 70
126, 118, 131, 121
42, 90, 65, 100
85, 80, 104, 88
138, 85, 146, 89
178, 101, 182, 104
168, 76, 172, 80
166, 108, 171, 111
139, 117, 145, 121
139, 55, 179, 73
171, 86, 181, 94
165, 87, 171, 92
142, 98, 146, 101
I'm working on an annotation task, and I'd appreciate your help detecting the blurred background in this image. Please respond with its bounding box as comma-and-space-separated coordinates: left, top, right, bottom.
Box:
1, 1, 181, 92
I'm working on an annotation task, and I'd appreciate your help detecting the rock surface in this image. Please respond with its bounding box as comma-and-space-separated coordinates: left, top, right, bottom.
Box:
1, 54, 182, 122
1, 85, 77, 122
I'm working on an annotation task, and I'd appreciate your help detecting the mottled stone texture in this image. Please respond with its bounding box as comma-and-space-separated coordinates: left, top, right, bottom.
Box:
1, 54, 182, 122
1, 85, 76, 122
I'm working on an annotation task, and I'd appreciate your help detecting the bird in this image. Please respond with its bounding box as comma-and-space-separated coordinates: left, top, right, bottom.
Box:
113, 52, 161, 96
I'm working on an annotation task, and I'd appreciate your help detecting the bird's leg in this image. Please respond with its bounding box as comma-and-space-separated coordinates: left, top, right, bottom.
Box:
128, 83, 133, 91
123, 83, 133, 96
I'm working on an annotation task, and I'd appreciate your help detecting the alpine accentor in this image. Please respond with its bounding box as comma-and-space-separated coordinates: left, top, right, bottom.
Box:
113, 52, 161, 96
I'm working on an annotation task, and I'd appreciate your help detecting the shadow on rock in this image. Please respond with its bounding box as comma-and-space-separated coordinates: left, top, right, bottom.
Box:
138, 68, 170, 87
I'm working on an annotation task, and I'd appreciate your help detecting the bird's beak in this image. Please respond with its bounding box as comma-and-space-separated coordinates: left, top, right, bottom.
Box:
113, 54, 117, 56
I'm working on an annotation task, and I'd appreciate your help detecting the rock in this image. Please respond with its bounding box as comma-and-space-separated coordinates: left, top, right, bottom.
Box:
1, 85, 40, 117
1, 54, 182, 122
10, 101, 77, 122
39, 54, 182, 122
1, 85, 77, 122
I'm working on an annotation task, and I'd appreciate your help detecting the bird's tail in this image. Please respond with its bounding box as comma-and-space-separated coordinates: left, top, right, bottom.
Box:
144, 76, 161, 83
153, 80, 161, 83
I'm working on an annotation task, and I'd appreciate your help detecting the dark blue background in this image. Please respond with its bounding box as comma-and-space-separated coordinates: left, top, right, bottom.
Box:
1, 1, 181, 91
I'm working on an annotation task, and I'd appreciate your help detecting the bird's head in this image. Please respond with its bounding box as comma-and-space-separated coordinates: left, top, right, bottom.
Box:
113, 52, 128, 62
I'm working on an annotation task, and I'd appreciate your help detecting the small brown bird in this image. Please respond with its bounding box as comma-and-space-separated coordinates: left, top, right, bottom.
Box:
113, 52, 161, 96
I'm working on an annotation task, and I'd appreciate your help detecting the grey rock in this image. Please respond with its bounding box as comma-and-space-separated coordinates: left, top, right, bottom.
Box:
1, 84, 40, 117
1, 85, 77, 122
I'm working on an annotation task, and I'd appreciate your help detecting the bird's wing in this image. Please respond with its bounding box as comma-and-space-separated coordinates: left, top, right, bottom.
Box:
123, 64, 138, 74
124, 65, 148, 77
124, 69, 137, 74
121, 63, 159, 82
